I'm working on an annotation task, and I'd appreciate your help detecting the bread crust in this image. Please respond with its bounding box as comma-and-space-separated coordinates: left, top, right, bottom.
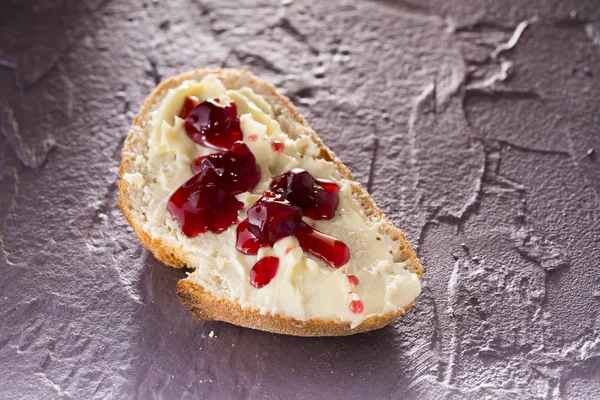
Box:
119, 68, 423, 336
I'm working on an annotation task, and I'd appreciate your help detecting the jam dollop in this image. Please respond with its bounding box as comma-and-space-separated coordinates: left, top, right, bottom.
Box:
191, 141, 261, 191
182, 98, 243, 150
247, 192, 302, 245
167, 141, 260, 237
250, 257, 280, 288
236, 170, 350, 268
270, 169, 340, 220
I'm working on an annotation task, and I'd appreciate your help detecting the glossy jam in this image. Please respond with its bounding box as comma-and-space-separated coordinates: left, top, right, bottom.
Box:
235, 219, 262, 255
247, 193, 303, 246
190, 141, 261, 192
349, 299, 364, 314
271, 140, 285, 153
270, 169, 340, 220
250, 257, 280, 288
183, 97, 243, 150
167, 179, 242, 237
168, 142, 260, 237
236, 194, 300, 255
347, 274, 359, 286
236, 185, 350, 268
295, 223, 350, 268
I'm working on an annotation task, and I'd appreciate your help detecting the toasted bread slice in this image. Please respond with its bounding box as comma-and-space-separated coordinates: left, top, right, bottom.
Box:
119, 68, 423, 336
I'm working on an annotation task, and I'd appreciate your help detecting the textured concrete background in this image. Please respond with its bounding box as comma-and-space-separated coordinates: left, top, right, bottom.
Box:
0, 1, 599, 399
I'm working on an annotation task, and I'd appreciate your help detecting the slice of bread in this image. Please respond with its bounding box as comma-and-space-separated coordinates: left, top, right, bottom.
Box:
119, 68, 423, 336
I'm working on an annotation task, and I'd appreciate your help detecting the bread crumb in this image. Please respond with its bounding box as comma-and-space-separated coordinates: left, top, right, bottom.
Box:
208, 330, 215, 338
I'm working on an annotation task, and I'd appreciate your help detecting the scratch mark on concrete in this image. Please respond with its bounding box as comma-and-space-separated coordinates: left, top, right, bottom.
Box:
231, 49, 284, 74
0, 59, 24, 91
268, 16, 319, 55
465, 87, 541, 100
496, 139, 572, 157
147, 59, 162, 86
367, 136, 379, 193
0, 167, 19, 265
466, 59, 513, 90
0, 100, 56, 169
454, 20, 515, 33
416, 219, 439, 254
408, 83, 436, 189
367, 0, 434, 18
443, 260, 461, 385
461, 17, 538, 93
491, 17, 538, 60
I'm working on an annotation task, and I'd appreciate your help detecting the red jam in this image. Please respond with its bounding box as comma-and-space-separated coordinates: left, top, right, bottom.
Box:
295, 223, 350, 268
190, 141, 261, 192
271, 140, 285, 153
236, 176, 350, 268
171, 97, 352, 290
182, 98, 243, 150
250, 257, 279, 288
235, 219, 262, 254
347, 274, 359, 286
269, 169, 340, 220
246, 193, 302, 245
350, 299, 364, 314
167, 142, 260, 237
237, 215, 349, 268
